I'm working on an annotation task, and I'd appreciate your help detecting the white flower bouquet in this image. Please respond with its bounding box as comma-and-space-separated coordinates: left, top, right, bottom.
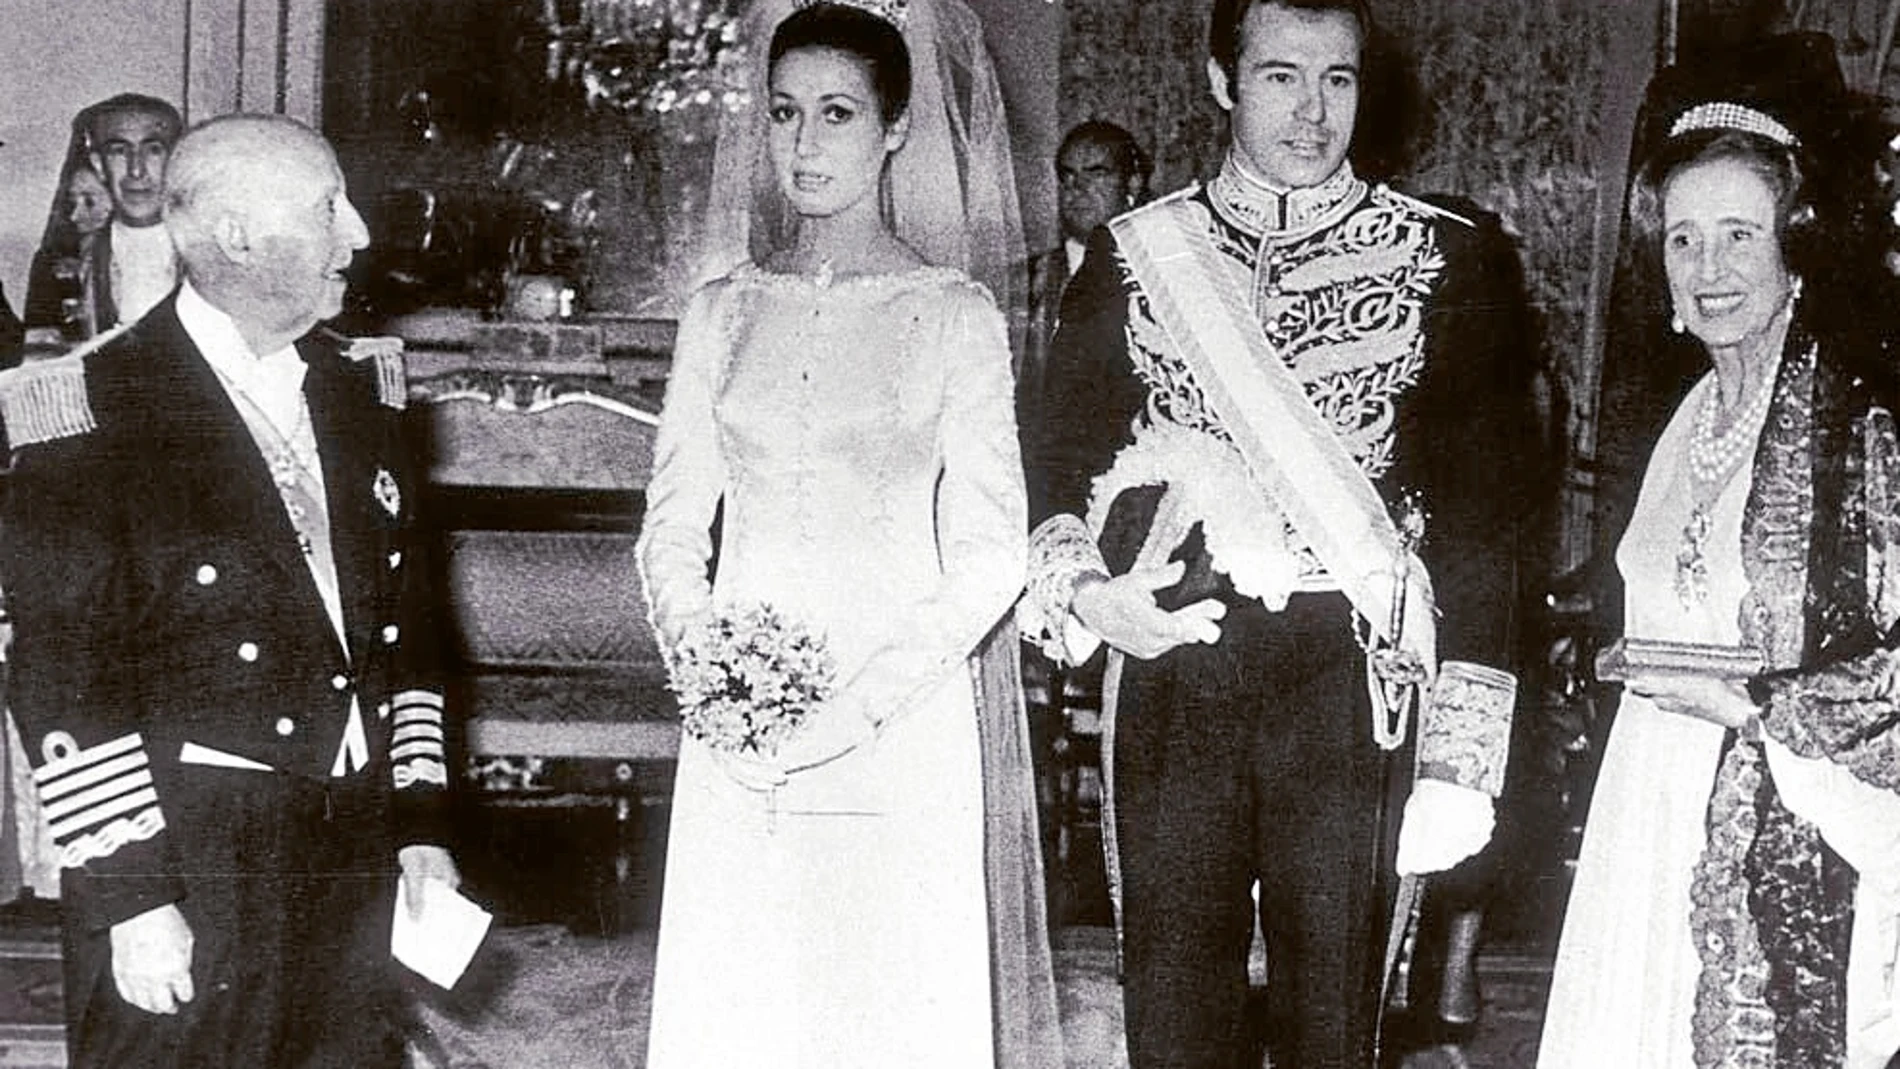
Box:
664, 604, 837, 757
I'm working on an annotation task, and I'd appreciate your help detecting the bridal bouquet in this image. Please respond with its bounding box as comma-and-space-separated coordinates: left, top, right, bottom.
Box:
664, 604, 837, 757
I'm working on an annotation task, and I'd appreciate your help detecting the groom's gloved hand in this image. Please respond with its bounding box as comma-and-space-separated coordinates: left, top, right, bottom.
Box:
1395, 778, 1495, 875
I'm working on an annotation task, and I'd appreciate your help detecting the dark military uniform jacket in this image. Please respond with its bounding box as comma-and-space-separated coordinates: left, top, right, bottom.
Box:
1026, 159, 1536, 789
0, 293, 448, 935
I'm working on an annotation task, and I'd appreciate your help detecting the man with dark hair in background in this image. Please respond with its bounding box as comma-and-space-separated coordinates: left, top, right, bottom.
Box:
1024, 0, 1535, 1063
1023, 120, 1152, 435
25, 93, 183, 339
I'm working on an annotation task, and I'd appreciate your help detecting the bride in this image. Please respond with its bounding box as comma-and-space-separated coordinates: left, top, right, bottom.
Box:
635, 1, 1058, 1066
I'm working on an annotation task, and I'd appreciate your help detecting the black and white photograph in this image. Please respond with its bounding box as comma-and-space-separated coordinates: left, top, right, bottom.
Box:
0, 0, 1897, 1066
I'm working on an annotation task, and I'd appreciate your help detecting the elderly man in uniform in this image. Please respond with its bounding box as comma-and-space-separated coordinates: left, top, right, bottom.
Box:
0, 113, 455, 1068
1024, 0, 1533, 1064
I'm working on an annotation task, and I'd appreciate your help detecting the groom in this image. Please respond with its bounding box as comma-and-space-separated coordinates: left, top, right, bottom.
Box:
1023, 0, 1534, 1064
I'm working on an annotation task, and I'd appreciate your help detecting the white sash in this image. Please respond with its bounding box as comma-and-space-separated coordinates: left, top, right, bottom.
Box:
1108, 198, 1436, 669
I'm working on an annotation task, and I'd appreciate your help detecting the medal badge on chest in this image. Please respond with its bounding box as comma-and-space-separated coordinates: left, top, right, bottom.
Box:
373, 467, 401, 518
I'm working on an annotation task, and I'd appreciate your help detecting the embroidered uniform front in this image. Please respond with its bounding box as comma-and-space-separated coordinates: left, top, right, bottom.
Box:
1114, 164, 1449, 589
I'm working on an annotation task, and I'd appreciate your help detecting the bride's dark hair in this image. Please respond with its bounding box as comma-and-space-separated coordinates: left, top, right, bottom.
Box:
769, 4, 913, 125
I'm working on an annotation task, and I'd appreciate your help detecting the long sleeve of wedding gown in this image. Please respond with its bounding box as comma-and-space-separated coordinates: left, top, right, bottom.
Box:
834, 283, 1028, 724
636, 282, 729, 648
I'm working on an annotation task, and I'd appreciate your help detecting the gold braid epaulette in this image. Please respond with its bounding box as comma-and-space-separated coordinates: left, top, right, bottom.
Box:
0, 322, 134, 449
323, 329, 408, 410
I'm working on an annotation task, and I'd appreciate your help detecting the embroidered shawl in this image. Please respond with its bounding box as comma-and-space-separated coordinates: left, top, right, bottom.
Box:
1692, 321, 1900, 1067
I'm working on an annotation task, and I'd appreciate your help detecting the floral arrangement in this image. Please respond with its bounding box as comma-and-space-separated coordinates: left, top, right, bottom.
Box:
665, 604, 837, 757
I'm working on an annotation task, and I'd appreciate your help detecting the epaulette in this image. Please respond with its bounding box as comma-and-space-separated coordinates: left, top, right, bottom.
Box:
323, 330, 408, 410
1373, 185, 1475, 229
0, 322, 132, 449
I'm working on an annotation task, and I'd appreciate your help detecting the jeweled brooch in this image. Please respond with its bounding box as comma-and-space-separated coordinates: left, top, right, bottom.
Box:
373, 468, 401, 518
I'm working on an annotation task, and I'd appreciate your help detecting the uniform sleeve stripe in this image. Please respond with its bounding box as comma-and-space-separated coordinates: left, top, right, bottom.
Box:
391, 740, 445, 760
35, 751, 149, 801
57, 808, 165, 869
392, 723, 444, 742
41, 769, 154, 823
390, 690, 444, 710
393, 758, 449, 789
34, 733, 145, 784
48, 787, 161, 841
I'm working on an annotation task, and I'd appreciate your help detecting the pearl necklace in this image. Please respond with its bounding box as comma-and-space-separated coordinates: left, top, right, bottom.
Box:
1687, 369, 1775, 487
1673, 344, 1804, 608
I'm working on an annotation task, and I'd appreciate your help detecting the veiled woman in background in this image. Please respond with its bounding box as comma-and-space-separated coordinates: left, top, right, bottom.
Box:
1539, 38, 1900, 1068
22, 128, 111, 341
635, 1, 1057, 1066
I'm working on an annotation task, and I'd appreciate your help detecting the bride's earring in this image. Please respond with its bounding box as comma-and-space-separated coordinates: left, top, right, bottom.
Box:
1671, 310, 1685, 334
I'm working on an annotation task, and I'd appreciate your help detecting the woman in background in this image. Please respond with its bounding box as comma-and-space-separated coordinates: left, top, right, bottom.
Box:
1539, 47, 1900, 1068
635, 2, 1057, 1066
23, 157, 110, 340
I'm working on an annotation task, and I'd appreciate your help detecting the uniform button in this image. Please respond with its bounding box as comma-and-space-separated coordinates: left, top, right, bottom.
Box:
237, 642, 259, 662
331, 674, 350, 691
382, 625, 400, 645
275, 717, 295, 736
195, 564, 218, 586
388, 551, 403, 569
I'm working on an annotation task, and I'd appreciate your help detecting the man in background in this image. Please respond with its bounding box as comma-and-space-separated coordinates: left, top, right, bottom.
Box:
1, 113, 457, 1068
1023, 120, 1151, 433
25, 93, 183, 338
1020, 120, 1153, 915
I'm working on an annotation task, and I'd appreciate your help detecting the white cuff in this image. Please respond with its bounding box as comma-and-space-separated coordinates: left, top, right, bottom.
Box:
1395, 778, 1495, 876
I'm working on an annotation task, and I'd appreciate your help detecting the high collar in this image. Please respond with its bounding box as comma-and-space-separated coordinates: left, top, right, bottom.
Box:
1208, 153, 1365, 238
177, 280, 308, 435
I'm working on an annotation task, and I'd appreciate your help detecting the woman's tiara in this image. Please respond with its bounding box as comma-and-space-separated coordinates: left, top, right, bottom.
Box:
793, 0, 910, 29
1669, 101, 1799, 147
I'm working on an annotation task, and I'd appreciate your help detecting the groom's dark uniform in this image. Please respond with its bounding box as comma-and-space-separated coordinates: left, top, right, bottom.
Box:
0, 297, 449, 1068
1028, 160, 1533, 1067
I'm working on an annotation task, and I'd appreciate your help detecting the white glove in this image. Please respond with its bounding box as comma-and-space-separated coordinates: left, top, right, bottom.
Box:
1395, 778, 1495, 876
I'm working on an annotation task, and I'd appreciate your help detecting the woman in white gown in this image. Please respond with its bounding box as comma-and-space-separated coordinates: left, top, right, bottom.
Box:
636, 2, 1058, 1067
1539, 70, 1900, 1068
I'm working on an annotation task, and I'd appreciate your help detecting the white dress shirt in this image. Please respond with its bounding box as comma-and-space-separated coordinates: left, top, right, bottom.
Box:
110, 219, 179, 327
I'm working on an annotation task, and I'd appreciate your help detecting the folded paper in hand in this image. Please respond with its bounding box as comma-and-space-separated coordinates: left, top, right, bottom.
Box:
391, 878, 493, 989
1594, 637, 1764, 682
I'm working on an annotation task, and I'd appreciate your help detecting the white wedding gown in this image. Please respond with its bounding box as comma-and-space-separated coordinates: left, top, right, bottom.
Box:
1539, 370, 1900, 1066
637, 264, 1026, 1068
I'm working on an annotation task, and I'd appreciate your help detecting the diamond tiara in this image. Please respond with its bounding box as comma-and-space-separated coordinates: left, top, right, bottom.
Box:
792, 0, 910, 29
1669, 101, 1799, 147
